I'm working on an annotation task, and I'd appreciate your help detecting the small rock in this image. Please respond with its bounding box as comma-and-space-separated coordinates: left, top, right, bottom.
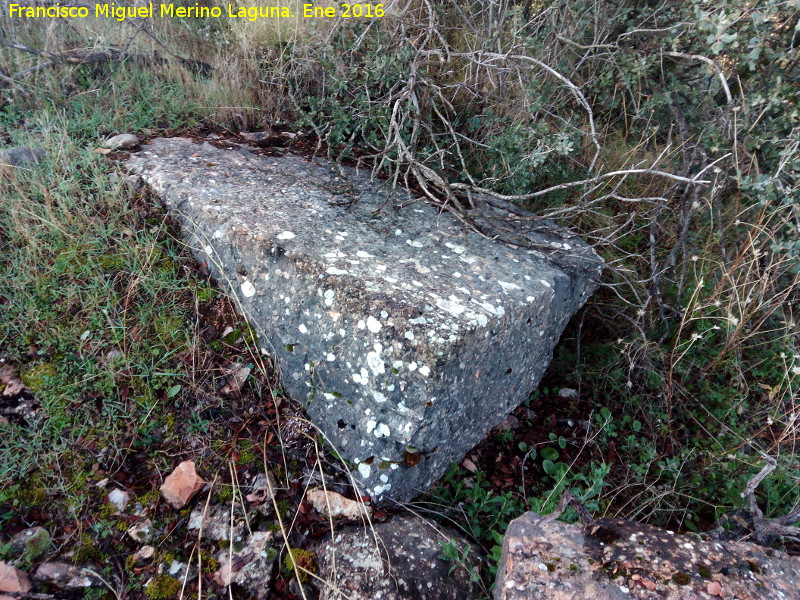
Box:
160, 460, 205, 509
212, 563, 234, 587
104, 134, 139, 150
107, 488, 130, 512
167, 560, 196, 582
0, 146, 47, 168
9, 527, 51, 562
0, 561, 31, 593
34, 562, 102, 588
707, 581, 722, 596
558, 388, 579, 398
127, 519, 154, 543
214, 531, 276, 596
188, 504, 246, 542
131, 546, 155, 564
492, 415, 520, 431
312, 515, 482, 600
125, 174, 143, 191
306, 488, 372, 520
245, 472, 277, 508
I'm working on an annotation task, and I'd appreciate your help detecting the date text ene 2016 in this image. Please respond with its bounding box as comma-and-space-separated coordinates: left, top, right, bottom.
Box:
303, 4, 385, 18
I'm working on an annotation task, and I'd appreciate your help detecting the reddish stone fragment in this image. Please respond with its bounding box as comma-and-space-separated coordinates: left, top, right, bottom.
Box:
160, 460, 205, 509
0, 561, 31, 594
707, 581, 722, 596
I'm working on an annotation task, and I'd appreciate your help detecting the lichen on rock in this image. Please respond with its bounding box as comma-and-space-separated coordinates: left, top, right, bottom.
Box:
128, 137, 602, 502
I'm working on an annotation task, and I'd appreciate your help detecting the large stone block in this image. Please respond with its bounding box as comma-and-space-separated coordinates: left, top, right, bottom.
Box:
495, 512, 800, 599
127, 137, 601, 502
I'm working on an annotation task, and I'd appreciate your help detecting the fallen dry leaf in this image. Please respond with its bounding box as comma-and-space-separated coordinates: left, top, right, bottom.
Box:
461, 457, 478, 473
0, 365, 26, 397
93, 148, 112, 155
131, 545, 155, 564
245, 472, 276, 506
160, 460, 205, 509
220, 363, 251, 395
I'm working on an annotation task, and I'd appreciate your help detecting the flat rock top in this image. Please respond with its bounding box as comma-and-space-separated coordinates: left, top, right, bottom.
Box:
313, 514, 482, 600
129, 137, 600, 334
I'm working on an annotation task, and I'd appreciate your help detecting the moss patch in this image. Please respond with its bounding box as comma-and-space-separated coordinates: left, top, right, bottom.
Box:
144, 575, 181, 599
282, 548, 316, 582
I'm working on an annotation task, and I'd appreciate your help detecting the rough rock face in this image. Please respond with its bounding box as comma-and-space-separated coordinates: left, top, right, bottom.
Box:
312, 514, 482, 600
128, 137, 601, 502
0, 146, 46, 167
33, 562, 104, 589
214, 531, 276, 598
495, 512, 800, 600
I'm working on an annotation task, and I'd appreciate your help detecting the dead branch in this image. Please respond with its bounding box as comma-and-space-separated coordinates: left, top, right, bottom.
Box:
0, 37, 212, 88
451, 167, 712, 203
738, 454, 800, 546
536, 490, 595, 528
663, 51, 733, 104
422, 48, 602, 172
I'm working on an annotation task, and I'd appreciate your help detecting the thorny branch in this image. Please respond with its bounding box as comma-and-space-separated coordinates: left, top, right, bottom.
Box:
290, 0, 745, 286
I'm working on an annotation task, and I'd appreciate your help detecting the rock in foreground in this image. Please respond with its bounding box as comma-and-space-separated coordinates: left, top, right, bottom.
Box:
0, 146, 46, 167
104, 133, 140, 150
128, 137, 601, 502
312, 514, 482, 600
495, 512, 800, 599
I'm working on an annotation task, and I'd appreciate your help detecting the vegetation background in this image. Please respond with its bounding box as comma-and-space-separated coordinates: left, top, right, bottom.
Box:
1, 0, 798, 596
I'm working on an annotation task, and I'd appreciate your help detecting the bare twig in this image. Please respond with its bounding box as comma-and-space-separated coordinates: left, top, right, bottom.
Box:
0, 36, 212, 88
536, 490, 595, 527
451, 167, 711, 203
739, 454, 800, 545
663, 51, 733, 104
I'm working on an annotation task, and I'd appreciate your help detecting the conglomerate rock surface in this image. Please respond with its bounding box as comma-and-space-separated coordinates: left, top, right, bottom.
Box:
127, 137, 601, 502
495, 511, 800, 600
312, 514, 483, 600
